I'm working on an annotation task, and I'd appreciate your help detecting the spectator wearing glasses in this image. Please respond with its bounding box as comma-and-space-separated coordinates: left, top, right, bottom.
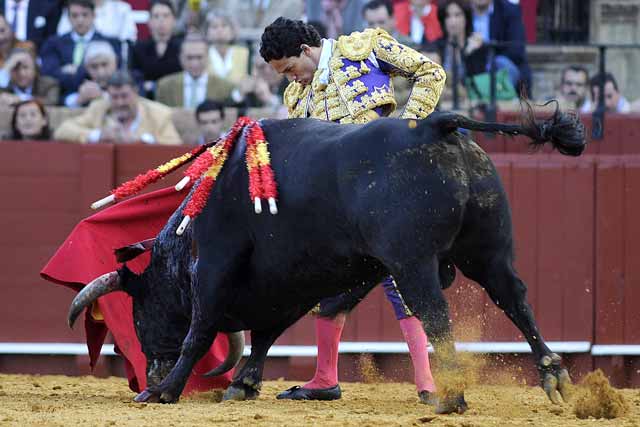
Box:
590, 72, 630, 114
557, 66, 591, 113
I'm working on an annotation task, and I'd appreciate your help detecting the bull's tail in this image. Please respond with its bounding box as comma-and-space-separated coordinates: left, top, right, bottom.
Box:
431, 100, 586, 156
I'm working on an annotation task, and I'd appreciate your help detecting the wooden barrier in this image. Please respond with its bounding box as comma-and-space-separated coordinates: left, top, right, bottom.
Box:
0, 139, 638, 386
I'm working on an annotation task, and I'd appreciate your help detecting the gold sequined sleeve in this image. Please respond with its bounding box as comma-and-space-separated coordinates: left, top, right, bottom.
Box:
283, 81, 308, 118
372, 32, 446, 119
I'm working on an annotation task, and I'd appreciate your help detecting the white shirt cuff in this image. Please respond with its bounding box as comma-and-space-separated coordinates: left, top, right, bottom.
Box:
0, 69, 10, 87
88, 129, 101, 143
64, 92, 79, 108
140, 133, 156, 144
231, 88, 244, 104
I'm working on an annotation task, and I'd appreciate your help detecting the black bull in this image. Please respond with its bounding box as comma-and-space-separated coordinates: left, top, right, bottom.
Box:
68, 110, 585, 414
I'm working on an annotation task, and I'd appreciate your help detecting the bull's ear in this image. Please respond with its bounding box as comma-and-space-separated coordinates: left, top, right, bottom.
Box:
118, 264, 145, 298
114, 238, 156, 263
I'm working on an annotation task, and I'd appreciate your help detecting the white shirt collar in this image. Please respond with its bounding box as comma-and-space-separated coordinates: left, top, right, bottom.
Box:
71, 29, 95, 42
317, 38, 334, 85
185, 72, 208, 86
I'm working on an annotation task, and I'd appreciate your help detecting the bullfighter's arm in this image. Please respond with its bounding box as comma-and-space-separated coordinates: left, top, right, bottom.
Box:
372, 32, 446, 119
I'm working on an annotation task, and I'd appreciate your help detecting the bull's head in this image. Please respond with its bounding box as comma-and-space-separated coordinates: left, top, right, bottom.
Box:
67, 250, 244, 388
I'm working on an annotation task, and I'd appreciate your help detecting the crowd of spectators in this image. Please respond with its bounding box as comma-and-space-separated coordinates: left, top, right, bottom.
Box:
0, 0, 637, 145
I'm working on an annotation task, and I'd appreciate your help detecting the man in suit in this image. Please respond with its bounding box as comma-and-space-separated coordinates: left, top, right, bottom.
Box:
1, 0, 62, 48
64, 40, 117, 108
156, 35, 237, 109
54, 70, 182, 145
39, 0, 120, 99
0, 47, 59, 106
470, 0, 531, 93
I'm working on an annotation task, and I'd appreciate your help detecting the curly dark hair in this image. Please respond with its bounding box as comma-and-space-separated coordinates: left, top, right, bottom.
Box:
259, 17, 321, 62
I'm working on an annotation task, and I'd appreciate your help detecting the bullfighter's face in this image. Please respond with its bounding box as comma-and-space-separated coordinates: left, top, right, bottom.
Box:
268, 44, 319, 86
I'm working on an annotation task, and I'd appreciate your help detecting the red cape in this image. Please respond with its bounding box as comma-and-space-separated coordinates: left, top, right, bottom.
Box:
41, 187, 233, 394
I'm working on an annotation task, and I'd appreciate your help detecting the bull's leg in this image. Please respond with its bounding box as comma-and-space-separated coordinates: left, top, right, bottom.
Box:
392, 258, 467, 414
135, 257, 241, 403
457, 256, 571, 404
224, 307, 313, 401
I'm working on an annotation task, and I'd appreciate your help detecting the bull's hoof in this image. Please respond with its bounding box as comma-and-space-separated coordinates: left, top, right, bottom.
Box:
134, 388, 178, 404
539, 353, 572, 404
222, 384, 259, 401
435, 394, 468, 414
418, 390, 438, 406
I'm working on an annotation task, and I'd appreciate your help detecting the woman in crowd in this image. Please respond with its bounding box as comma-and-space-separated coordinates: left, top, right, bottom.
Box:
433, 0, 487, 83
205, 11, 249, 85
0, 48, 60, 106
10, 99, 51, 140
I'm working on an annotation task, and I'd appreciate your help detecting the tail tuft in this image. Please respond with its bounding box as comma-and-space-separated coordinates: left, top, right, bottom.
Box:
522, 99, 586, 156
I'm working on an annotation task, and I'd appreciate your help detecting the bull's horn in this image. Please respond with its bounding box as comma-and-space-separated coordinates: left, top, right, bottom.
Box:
67, 271, 122, 329
203, 331, 245, 377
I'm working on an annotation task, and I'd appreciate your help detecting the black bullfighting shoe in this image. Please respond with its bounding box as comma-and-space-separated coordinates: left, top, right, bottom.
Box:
276, 384, 342, 401
418, 390, 438, 405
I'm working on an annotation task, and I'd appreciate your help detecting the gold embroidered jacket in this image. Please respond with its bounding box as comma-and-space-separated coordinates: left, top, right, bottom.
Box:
283, 28, 445, 123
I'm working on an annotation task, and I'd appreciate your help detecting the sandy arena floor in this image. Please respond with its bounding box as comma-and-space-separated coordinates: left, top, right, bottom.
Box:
0, 374, 638, 427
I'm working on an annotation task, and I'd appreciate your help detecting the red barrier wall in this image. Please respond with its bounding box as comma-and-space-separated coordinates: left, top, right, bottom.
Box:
0, 133, 639, 385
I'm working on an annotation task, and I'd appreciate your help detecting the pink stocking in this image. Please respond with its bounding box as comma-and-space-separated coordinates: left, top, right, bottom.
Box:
303, 313, 347, 389
399, 316, 436, 392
